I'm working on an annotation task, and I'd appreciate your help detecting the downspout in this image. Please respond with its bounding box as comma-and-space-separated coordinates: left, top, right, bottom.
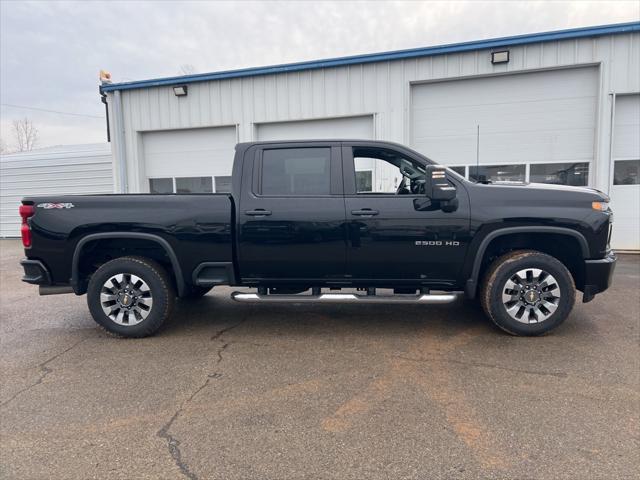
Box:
113, 89, 128, 193
99, 89, 110, 142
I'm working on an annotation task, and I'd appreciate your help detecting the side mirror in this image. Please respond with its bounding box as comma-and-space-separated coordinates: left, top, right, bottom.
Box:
425, 165, 457, 201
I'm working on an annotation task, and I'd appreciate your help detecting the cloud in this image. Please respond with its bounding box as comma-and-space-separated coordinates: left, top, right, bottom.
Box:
1, 0, 638, 148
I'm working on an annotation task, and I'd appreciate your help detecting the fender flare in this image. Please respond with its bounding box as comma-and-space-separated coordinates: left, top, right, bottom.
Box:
71, 232, 186, 296
464, 226, 589, 299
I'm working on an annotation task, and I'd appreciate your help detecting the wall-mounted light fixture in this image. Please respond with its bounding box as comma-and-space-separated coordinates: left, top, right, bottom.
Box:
491, 50, 510, 64
173, 85, 188, 96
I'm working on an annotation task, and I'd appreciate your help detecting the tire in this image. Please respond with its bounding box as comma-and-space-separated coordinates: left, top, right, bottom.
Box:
480, 250, 575, 336
181, 285, 213, 299
87, 256, 175, 338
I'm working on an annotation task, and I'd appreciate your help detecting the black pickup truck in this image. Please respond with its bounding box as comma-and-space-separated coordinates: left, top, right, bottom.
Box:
19, 140, 616, 337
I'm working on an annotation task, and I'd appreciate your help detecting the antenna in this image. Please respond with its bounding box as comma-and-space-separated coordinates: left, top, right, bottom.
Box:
475, 124, 480, 182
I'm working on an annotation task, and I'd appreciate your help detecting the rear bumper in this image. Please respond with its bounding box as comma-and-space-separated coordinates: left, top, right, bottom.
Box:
20, 258, 51, 285
582, 251, 617, 303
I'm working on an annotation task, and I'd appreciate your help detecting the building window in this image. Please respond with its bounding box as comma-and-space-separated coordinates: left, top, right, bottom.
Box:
613, 160, 640, 185
261, 148, 331, 196
469, 164, 525, 183
448, 166, 466, 177
215, 176, 232, 193
175, 177, 213, 193
530, 162, 589, 186
355, 170, 373, 192
149, 178, 173, 194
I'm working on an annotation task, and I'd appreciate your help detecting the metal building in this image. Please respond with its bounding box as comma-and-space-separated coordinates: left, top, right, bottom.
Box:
101, 22, 640, 249
0, 144, 113, 237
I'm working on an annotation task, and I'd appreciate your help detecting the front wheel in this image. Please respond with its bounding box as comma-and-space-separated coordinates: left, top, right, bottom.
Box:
87, 256, 175, 338
480, 250, 575, 336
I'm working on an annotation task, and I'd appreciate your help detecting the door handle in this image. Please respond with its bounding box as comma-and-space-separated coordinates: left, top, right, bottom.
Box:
351, 209, 379, 216
245, 209, 272, 216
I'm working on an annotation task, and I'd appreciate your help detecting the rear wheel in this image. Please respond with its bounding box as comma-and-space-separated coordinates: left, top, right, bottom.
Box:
480, 250, 575, 336
87, 256, 175, 338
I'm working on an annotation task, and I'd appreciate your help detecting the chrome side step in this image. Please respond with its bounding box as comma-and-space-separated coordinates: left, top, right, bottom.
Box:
231, 292, 459, 304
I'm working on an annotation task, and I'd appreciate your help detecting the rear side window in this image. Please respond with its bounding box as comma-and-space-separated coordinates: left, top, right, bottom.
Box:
261, 148, 331, 196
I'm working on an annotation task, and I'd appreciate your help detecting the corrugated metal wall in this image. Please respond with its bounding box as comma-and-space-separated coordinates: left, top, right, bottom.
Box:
109, 32, 640, 194
0, 144, 113, 237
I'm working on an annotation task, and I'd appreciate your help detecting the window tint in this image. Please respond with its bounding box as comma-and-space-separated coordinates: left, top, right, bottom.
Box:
261, 148, 331, 195
214, 176, 232, 193
530, 162, 589, 186
613, 160, 640, 185
175, 177, 213, 193
149, 178, 173, 194
469, 164, 525, 183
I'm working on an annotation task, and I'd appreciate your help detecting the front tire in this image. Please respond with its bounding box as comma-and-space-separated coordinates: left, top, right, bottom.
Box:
87, 256, 175, 338
480, 250, 575, 336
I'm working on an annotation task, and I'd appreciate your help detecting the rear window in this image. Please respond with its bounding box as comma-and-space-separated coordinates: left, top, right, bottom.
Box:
261, 148, 331, 196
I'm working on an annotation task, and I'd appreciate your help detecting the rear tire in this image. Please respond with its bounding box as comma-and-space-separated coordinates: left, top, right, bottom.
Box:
480, 250, 575, 336
87, 256, 175, 338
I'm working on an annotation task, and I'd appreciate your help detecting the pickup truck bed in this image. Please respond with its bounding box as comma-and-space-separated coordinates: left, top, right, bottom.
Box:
23, 194, 234, 295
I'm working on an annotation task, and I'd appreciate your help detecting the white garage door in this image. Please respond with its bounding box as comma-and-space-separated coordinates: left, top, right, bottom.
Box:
1, 144, 113, 237
256, 115, 374, 141
142, 126, 237, 193
610, 94, 640, 250
411, 67, 597, 184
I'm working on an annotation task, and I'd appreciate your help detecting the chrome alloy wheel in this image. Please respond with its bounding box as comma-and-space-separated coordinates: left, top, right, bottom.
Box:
501, 268, 561, 324
100, 273, 153, 326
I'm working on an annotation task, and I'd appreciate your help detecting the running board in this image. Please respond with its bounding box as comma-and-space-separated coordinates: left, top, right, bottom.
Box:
231, 292, 459, 304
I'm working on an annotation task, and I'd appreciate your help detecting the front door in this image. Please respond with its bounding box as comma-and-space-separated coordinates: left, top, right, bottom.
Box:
342, 144, 470, 286
238, 143, 347, 281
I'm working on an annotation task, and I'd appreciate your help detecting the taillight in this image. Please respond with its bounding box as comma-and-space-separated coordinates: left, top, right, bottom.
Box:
19, 204, 35, 247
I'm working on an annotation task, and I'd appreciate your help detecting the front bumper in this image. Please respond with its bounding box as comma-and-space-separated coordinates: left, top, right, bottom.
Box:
582, 251, 617, 303
20, 258, 51, 285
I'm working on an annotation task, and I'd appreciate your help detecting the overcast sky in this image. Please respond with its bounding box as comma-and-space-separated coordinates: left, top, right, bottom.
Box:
1, 0, 638, 150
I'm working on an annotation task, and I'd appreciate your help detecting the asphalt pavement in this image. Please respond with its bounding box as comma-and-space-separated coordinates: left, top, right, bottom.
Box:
1, 239, 638, 479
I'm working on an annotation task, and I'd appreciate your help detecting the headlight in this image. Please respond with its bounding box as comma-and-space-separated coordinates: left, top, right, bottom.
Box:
592, 201, 609, 212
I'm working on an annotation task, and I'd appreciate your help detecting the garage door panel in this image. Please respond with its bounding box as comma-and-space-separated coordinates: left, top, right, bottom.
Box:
142, 126, 236, 178
411, 67, 597, 166
610, 94, 640, 250
413, 68, 597, 108
613, 95, 640, 160
256, 116, 373, 141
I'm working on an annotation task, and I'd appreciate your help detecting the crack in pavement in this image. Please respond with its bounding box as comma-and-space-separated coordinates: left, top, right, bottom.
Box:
1, 337, 87, 408
157, 316, 250, 480
157, 377, 212, 480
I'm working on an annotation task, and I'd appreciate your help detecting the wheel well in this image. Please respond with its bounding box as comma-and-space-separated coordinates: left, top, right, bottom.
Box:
75, 238, 178, 294
479, 233, 586, 290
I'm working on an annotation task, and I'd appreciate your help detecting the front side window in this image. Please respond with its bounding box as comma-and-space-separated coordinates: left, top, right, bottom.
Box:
353, 147, 426, 195
261, 148, 331, 196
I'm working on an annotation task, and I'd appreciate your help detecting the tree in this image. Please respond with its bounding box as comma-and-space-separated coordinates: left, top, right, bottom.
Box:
13, 118, 38, 152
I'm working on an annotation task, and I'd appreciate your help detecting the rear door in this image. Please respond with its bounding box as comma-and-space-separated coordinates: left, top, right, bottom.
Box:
342, 143, 470, 285
237, 143, 347, 282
